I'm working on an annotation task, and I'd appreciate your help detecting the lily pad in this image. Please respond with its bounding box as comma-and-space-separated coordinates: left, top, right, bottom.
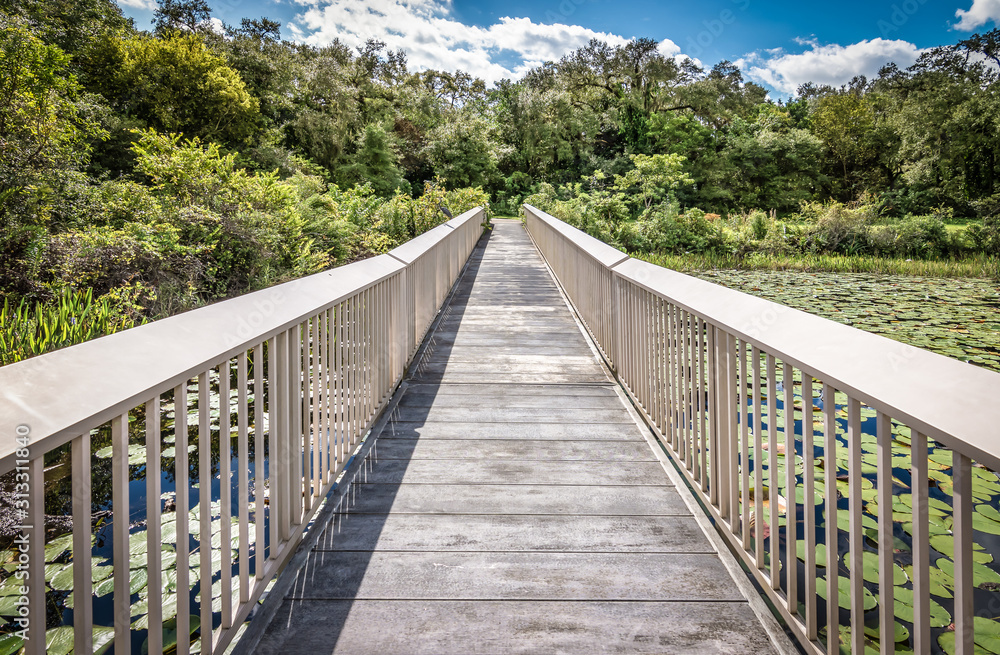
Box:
863, 620, 910, 644
937, 616, 1000, 654
893, 585, 952, 627
816, 574, 876, 611
141, 615, 200, 655
843, 550, 907, 585
936, 557, 1000, 587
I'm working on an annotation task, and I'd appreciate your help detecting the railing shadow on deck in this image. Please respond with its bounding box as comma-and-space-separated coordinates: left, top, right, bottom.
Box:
238, 226, 493, 654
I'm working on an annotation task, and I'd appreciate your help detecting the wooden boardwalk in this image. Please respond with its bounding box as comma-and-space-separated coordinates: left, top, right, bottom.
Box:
252, 220, 786, 654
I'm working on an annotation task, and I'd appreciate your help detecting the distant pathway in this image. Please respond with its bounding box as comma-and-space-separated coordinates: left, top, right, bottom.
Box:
253, 219, 782, 654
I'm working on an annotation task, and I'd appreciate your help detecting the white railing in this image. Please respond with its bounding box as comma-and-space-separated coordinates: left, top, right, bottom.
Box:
0, 208, 484, 655
524, 204, 1000, 655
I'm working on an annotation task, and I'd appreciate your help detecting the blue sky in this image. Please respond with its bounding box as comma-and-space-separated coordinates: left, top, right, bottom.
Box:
114, 0, 1000, 96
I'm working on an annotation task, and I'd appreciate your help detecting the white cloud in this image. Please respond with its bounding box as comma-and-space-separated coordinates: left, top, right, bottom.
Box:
287, 0, 639, 84
954, 0, 1000, 30
116, 0, 156, 10
739, 38, 924, 95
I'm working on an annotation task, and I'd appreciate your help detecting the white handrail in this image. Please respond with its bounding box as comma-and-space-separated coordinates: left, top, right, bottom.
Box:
524, 203, 1000, 655
0, 207, 483, 655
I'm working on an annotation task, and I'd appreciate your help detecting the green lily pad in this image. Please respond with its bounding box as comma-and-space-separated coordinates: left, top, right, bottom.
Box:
42, 625, 115, 655
929, 534, 993, 563
796, 541, 828, 564
864, 620, 910, 644
141, 615, 200, 655
844, 549, 908, 585
937, 616, 1000, 654
893, 585, 952, 627
94, 443, 146, 465
816, 574, 876, 611
0, 633, 23, 655
936, 557, 1000, 587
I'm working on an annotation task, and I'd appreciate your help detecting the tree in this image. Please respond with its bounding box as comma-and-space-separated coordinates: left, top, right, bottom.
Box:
717, 109, 824, 212
613, 153, 694, 211
810, 93, 876, 196
336, 123, 407, 197
89, 32, 260, 145
422, 111, 499, 190
0, 17, 99, 221
152, 0, 211, 34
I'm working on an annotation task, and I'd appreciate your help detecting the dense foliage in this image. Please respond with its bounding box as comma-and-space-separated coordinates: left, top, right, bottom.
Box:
1, 0, 999, 363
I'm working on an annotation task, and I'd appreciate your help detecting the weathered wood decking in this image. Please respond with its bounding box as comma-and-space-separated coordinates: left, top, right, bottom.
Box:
252, 220, 786, 654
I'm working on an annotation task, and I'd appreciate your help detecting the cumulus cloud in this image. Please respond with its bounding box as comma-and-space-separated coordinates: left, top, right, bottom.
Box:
739, 38, 924, 95
287, 0, 636, 84
954, 0, 1000, 30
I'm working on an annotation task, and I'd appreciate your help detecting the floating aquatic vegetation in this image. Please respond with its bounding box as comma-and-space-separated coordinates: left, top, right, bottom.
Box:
689, 270, 1000, 373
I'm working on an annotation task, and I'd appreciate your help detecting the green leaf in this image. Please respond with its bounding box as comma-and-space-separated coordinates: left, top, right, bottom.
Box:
864, 620, 910, 644
141, 615, 200, 655
816, 574, 876, 611
937, 616, 1000, 654
893, 585, 951, 627
843, 549, 907, 585
936, 557, 1000, 587
0, 633, 23, 655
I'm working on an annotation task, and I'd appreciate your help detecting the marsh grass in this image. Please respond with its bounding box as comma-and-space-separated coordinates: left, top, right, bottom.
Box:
636, 251, 1000, 279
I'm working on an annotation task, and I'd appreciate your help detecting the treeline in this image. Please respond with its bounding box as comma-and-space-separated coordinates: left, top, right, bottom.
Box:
2, 0, 1000, 362
0, 0, 494, 362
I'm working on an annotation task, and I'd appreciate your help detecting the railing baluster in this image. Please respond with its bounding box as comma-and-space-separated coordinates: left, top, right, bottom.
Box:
27, 454, 45, 655
72, 433, 94, 654
670, 304, 680, 459
784, 362, 797, 615
753, 346, 764, 570
273, 331, 286, 547
911, 430, 929, 653
802, 375, 817, 641
876, 411, 893, 654
650, 295, 659, 430
292, 324, 303, 526
716, 326, 733, 525
319, 310, 329, 487
175, 382, 191, 655
238, 351, 251, 601
336, 302, 345, 472
256, 342, 268, 572
823, 383, 838, 655
726, 332, 739, 528
146, 397, 163, 654
312, 316, 322, 504
953, 450, 975, 655
740, 339, 751, 549
699, 317, 710, 494
698, 319, 708, 491
220, 359, 233, 630
112, 412, 132, 655
199, 370, 214, 655
767, 354, 779, 590
848, 397, 863, 655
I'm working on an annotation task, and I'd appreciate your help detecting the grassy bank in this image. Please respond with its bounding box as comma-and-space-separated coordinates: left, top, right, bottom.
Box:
634, 251, 1000, 279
